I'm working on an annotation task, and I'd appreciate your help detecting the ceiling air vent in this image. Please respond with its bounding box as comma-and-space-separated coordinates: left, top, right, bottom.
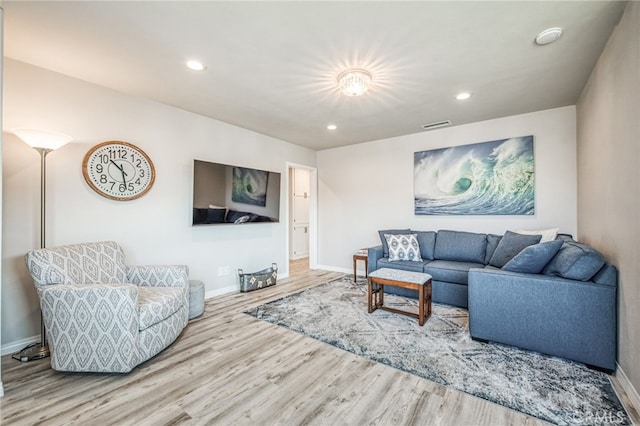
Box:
421, 120, 452, 131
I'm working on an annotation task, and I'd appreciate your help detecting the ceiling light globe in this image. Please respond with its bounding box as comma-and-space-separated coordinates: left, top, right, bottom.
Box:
456, 92, 471, 100
337, 69, 372, 97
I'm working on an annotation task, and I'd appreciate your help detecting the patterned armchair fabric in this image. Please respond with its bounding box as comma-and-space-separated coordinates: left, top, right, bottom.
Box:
25, 241, 189, 373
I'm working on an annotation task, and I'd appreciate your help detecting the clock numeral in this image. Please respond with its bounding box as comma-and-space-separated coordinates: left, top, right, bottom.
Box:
139, 170, 145, 178
100, 175, 107, 184
108, 149, 127, 160
118, 183, 135, 193
96, 164, 103, 173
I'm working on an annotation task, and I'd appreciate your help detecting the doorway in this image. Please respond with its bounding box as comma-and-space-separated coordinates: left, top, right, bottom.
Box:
287, 164, 316, 276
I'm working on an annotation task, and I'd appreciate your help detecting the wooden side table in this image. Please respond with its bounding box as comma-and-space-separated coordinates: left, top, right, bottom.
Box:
353, 249, 368, 282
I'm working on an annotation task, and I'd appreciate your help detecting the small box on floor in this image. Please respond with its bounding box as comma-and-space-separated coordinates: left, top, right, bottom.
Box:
238, 263, 278, 292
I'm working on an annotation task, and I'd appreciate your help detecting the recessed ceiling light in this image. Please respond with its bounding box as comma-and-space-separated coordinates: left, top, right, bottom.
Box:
535, 27, 563, 45
327, 124, 337, 130
186, 60, 206, 71
456, 92, 471, 100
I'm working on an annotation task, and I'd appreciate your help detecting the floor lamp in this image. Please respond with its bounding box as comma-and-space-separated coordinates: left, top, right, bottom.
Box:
10, 128, 73, 362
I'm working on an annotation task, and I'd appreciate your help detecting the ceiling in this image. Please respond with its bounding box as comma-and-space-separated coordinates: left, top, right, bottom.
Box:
2, 1, 627, 150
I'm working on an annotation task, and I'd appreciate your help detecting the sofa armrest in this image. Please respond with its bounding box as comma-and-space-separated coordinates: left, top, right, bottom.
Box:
38, 283, 139, 372
127, 265, 189, 288
468, 268, 616, 370
367, 245, 384, 274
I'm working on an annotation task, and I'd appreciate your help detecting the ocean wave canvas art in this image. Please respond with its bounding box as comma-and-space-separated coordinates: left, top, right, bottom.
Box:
232, 167, 269, 206
414, 135, 534, 215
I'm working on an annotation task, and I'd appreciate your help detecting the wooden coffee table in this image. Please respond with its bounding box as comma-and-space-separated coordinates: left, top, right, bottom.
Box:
367, 268, 432, 326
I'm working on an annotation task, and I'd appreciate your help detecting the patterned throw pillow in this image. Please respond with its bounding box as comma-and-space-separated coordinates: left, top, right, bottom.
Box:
384, 234, 423, 262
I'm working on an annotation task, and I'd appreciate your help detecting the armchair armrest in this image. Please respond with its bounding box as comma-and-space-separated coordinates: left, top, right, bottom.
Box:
38, 283, 139, 372
126, 265, 189, 288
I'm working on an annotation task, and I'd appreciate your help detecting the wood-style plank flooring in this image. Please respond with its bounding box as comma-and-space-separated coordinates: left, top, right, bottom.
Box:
1, 269, 637, 425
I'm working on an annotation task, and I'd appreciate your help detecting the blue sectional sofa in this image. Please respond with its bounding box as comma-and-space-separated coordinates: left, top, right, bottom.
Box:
367, 229, 617, 371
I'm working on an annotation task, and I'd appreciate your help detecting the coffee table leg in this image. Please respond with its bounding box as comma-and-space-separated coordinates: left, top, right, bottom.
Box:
368, 278, 373, 313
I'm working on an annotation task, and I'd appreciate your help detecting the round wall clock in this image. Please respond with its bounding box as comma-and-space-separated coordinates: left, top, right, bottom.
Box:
82, 141, 156, 201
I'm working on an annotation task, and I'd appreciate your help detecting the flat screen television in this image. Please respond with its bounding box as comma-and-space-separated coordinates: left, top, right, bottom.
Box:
192, 159, 281, 225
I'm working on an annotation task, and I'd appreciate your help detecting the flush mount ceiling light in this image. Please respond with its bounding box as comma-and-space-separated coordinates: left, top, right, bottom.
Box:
337, 69, 372, 96
327, 124, 337, 130
535, 27, 563, 45
456, 92, 471, 100
186, 60, 206, 71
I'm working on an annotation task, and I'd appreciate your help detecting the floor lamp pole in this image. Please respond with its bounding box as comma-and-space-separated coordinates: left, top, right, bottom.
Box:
12, 148, 52, 362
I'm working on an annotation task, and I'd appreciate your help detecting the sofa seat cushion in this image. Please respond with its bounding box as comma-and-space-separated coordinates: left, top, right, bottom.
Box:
378, 258, 428, 273
425, 260, 485, 285
434, 230, 487, 264
138, 286, 185, 331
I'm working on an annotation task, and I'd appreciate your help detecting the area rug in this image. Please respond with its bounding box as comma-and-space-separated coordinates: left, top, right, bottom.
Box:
244, 276, 630, 425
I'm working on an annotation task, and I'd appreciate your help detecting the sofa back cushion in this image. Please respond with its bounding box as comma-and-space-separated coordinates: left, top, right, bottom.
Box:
378, 229, 412, 257
485, 234, 502, 264
414, 231, 436, 260
543, 240, 606, 281
488, 231, 542, 268
434, 230, 487, 263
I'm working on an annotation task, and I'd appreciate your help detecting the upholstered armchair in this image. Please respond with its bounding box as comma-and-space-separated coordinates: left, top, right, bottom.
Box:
25, 241, 189, 373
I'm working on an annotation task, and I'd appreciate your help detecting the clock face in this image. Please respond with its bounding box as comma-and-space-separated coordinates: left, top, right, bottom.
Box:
82, 141, 156, 201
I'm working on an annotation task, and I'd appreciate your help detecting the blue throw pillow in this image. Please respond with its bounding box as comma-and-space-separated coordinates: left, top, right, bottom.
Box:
502, 240, 563, 274
543, 240, 606, 281
489, 231, 542, 268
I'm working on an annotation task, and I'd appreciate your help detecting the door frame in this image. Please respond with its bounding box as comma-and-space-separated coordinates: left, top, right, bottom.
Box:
285, 162, 317, 274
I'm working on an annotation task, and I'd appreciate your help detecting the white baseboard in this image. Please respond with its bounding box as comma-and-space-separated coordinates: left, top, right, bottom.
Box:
315, 264, 351, 275
1, 335, 40, 357
205, 284, 238, 299
615, 362, 640, 415
203, 272, 290, 299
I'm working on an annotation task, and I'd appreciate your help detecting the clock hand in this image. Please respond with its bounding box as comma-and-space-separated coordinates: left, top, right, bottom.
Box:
110, 160, 128, 185
109, 160, 128, 176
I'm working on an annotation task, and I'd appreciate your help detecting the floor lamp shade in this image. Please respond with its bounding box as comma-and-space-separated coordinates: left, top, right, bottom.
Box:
11, 128, 73, 150
10, 128, 72, 362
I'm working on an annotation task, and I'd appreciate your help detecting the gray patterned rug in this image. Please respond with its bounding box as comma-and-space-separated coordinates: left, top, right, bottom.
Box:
244, 276, 631, 425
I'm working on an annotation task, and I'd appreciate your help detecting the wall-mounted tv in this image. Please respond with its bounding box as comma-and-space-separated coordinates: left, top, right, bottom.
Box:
192, 159, 281, 225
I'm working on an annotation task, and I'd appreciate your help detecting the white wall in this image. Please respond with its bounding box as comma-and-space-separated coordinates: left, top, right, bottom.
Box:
1, 59, 316, 350
317, 106, 577, 272
576, 2, 640, 405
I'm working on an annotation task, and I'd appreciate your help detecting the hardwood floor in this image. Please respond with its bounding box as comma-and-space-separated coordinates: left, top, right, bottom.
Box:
1, 269, 637, 425
289, 257, 309, 276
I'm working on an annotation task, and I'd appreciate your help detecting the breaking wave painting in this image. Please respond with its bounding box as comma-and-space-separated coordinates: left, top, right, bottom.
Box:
414, 136, 534, 215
